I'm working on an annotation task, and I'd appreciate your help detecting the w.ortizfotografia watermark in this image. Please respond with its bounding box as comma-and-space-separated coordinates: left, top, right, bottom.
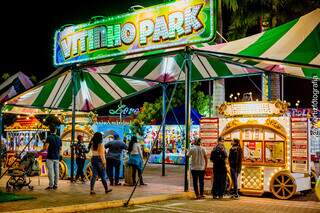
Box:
311, 75, 319, 136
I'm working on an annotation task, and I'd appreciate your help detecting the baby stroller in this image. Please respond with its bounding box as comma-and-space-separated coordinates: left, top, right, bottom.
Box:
6, 152, 40, 192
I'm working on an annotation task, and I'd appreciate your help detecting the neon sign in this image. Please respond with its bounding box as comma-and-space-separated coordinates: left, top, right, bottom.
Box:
54, 0, 215, 66
109, 104, 139, 116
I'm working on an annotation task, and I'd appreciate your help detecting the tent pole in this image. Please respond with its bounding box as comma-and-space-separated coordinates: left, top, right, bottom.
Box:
162, 84, 167, 176
281, 74, 284, 101
0, 104, 3, 176
70, 69, 77, 182
184, 48, 192, 192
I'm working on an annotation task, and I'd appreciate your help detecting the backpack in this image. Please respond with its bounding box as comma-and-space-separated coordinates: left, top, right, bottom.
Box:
211, 146, 226, 163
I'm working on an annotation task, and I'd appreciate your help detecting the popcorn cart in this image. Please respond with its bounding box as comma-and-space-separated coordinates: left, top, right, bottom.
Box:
212, 100, 316, 199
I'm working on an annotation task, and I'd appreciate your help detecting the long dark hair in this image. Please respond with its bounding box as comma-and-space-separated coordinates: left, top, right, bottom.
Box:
92, 132, 103, 151
128, 136, 137, 153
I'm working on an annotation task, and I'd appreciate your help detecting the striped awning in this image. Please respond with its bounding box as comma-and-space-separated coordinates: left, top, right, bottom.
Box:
0, 72, 33, 103
192, 8, 320, 78
6, 9, 320, 111
8, 70, 158, 111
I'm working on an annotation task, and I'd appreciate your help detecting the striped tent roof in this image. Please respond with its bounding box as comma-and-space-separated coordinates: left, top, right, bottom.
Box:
8, 70, 158, 111
6, 9, 320, 111
192, 8, 320, 78
0, 72, 33, 103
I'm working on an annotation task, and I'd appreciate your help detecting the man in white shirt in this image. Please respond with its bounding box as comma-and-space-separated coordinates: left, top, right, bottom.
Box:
187, 138, 208, 199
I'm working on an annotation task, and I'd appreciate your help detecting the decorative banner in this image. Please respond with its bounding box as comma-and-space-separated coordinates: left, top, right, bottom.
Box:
54, 0, 215, 66
291, 117, 309, 173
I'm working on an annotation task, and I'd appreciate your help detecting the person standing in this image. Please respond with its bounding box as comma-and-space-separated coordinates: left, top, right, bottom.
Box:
228, 138, 242, 198
187, 138, 208, 199
75, 135, 89, 183
127, 135, 146, 186
44, 125, 62, 190
90, 132, 112, 195
210, 136, 227, 199
105, 133, 127, 186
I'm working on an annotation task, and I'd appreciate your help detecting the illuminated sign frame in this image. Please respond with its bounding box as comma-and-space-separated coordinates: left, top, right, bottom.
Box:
218, 100, 289, 117
54, 0, 216, 66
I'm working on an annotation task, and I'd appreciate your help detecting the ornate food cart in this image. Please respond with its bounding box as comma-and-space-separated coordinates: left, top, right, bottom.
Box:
215, 100, 316, 199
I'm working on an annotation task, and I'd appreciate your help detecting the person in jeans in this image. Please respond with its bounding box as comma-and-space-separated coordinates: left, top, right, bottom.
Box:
228, 138, 242, 198
105, 133, 127, 186
90, 132, 112, 195
44, 125, 62, 190
187, 138, 208, 199
75, 135, 89, 183
127, 136, 146, 186
210, 136, 227, 199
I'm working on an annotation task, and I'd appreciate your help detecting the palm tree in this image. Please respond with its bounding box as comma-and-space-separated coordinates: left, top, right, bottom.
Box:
226, 0, 320, 41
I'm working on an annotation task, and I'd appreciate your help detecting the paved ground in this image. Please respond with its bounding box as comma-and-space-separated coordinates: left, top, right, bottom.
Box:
83, 196, 320, 213
0, 164, 185, 212
0, 164, 318, 212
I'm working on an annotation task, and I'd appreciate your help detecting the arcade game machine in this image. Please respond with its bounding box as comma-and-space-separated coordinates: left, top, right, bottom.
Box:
4, 116, 49, 175
145, 125, 199, 165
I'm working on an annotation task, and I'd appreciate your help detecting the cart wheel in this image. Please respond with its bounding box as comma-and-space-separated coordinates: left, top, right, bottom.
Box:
310, 170, 317, 189
270, 171, 296, 200
226, 172, 233, 192
28, 185, 34, 190
59, 161, 67, 179
84, 164, 93, 181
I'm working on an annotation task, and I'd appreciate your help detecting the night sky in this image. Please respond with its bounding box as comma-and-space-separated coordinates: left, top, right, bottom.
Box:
0, 0, 318, 109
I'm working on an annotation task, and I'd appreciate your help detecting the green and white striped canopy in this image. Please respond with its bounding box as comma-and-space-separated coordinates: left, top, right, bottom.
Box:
7, 9, 320, 111
192, 8, 320, 78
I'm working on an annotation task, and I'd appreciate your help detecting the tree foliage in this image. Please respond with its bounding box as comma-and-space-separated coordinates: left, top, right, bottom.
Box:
130, 82, 210, 134
224, 0, 320, 41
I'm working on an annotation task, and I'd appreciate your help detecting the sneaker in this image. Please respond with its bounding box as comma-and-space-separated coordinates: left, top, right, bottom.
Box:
213, 195, 218, 199
105, 189, 112, 194
233, 194, 240, 199
45, 186, 53, 190
53, 186, 58, 190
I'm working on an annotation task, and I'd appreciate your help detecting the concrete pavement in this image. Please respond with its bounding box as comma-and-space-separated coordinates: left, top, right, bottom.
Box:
0, 164, 318, 212
0, 164, 186, 212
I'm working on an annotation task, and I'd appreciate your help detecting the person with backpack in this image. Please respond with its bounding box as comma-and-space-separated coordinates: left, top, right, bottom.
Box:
228, 138, 242, 198
210, 136, 227, 199
105, 133, 127, 186
187, 138, 208, 199
43, 125, 62, 190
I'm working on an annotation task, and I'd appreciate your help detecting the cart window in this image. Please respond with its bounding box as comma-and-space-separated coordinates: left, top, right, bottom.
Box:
265, 141, 284, 164
243, 141, 263, 162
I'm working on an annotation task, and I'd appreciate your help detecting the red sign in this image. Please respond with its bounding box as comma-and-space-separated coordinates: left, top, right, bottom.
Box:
200, 118, 219, 179
291, 117, 309, 173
